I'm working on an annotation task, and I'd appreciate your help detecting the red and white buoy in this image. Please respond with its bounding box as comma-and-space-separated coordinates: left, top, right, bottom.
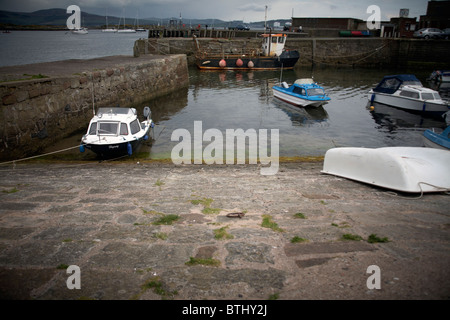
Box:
219, 59, 226, 68
248, 61, 254, 68
236, 58, 243, 67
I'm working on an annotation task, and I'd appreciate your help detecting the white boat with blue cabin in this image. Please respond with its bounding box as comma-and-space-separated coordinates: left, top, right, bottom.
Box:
368, 74, 449, 116
80, 107, 153, 158
423, 126, 450, 150
272, 78, 330, 107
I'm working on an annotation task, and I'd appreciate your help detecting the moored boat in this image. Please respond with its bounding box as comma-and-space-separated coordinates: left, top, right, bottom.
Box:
321, 147, 450, 193
195, 33, 300, 70
429, 70, 450, 83
368, 74, 449, 116
423, 126, 450, 150
272, 78, 330, 107
80, 107, 153, 158
72, 27, 88, 35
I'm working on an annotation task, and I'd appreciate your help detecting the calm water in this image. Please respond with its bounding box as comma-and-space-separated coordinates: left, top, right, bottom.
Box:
138, 67, 448, 160
0, 30, 146, 67
2, 31, 448, 160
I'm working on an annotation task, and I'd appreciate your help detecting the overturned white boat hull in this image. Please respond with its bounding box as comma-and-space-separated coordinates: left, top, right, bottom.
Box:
321, 147, 450, 193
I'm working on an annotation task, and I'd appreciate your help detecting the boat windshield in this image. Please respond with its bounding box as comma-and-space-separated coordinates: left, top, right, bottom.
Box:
374, 75, 422, 94
98, 121, 119, 135
307, 88, 325, 96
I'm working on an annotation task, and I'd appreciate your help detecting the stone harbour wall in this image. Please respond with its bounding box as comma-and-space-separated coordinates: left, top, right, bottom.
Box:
135, 37, 450, 69
0, 54, 189, 161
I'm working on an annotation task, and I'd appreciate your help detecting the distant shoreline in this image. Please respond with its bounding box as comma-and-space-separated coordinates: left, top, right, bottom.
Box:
0, 25, 141, 31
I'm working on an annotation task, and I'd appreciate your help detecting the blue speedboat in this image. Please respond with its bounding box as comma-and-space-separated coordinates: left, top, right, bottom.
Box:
272, 78, 330, 107
423, 126, 450, 150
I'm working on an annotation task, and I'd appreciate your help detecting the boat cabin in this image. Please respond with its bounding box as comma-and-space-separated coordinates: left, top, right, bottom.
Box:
399, 86, 443, 101
373, 74, 422, 94
86, 108, 143, 138
284, 79, 326, 97
261, 34, 287, 57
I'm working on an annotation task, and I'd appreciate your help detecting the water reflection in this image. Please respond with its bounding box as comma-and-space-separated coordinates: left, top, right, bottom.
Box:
272, 99, 329, 127
44, 66, 449, 160
134, 87, 189, 123
368, 101, 446, 131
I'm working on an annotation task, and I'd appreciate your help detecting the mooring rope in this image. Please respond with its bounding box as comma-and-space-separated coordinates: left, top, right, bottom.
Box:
0, 145, 82, 166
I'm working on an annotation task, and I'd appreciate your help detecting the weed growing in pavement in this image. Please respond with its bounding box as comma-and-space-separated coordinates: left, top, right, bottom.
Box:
261, 215, 284, 232
152, 214, 179, 225
290, 236, 308, 243
214, 226, 234, 240
367, 234, 390, 243
185, 257, 221, 267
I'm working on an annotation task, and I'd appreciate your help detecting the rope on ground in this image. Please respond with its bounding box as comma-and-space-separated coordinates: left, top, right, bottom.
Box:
0, 145, 82, 167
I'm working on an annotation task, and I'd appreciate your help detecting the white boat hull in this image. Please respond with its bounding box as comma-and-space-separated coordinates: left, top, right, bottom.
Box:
273, 89, 326, 107
369, 91, 449, 114
321, 147, 450, 193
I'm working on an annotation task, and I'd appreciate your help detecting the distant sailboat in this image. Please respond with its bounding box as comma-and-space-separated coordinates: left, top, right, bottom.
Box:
102, 13, 117, 33
135, 12, 146, 32
71, 16, 88, 34
72, 27, 88, 34
116, 9, 136, 33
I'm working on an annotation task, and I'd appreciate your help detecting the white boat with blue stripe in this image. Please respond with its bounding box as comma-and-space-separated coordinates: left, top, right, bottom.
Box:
272, 78, 330, 107
368, 74, 449, 116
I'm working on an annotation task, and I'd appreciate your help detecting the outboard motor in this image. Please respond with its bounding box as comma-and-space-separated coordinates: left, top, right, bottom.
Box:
143, 106, 151, 120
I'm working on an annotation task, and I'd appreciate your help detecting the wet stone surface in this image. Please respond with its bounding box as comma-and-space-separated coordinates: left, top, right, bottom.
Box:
0, 161, 449, 300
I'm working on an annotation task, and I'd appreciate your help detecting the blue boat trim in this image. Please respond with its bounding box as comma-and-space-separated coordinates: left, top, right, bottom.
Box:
273, 79, 330, 107
423, 126, 450, 150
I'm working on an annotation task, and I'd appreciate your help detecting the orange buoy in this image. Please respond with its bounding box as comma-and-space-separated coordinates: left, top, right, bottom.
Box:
219, 59, 226, 68
236, 58, 243, 67
248, 61, 254, 68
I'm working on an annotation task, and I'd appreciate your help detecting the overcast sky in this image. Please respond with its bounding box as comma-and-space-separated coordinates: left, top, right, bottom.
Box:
0, 0, 431, 22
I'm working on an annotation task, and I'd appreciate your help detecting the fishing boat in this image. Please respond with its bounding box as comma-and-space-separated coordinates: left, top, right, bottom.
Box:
368, 74, 449, 116
272, 78, 330, 107
321, 147, 450, 193
80, 107, 153, 158
423, 126, 450, 150
194, 33, 299, 70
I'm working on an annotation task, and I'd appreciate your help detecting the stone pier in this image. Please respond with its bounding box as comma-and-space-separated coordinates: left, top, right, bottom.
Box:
0, 54, 189, 161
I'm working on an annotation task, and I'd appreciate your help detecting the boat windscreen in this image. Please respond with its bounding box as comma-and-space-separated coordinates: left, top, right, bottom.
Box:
97, 108, 131, 115
373, 75, 422, 94
307, 88, 325, 96
98, 122, 119, 135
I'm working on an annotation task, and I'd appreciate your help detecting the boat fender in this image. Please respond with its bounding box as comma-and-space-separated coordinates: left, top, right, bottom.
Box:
79, 144, 85, 153
370, 93, 375, 109
248, 61, 254, 68
219, 59, 226, 67
151, 122, 155, 128
144, 135, 149, 141
236, 58, 243, 67
127, 142, 132, 156
282, 82, 289, 88
422, 103, 426, 112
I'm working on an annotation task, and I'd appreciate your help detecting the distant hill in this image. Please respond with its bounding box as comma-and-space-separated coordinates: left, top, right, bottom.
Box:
0, 8, 290, 29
